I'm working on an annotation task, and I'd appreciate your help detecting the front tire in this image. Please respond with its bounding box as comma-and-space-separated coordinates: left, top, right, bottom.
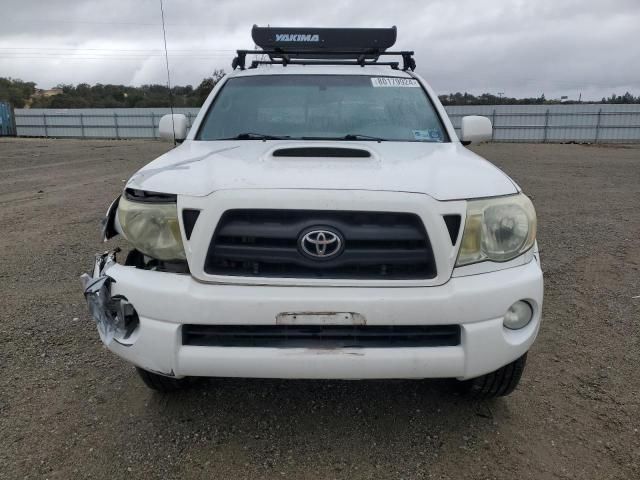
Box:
457, 353, 528, 398
136, 367, 191, 392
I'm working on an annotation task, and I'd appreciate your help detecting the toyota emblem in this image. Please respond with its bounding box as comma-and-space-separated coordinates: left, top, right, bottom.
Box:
299, 228, 344, 260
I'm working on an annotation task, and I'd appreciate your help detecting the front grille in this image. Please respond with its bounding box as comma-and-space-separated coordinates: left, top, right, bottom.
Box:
182, 324, 461, 348
204, 210, 436, 279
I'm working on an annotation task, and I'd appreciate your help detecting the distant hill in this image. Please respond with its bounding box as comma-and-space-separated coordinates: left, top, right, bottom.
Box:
1, 74, 638, 108
437, 91, 640, 105
0, 70, 224, 109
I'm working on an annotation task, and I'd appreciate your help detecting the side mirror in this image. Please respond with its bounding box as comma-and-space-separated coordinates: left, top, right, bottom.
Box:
159, 114, 188, 142
460, 115, 492, 145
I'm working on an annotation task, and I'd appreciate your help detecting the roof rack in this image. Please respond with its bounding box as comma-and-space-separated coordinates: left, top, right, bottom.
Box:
232, 25, 416, 72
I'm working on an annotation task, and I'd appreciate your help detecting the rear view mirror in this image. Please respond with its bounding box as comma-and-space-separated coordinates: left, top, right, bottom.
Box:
460, 116, 492, 145
159, 114, 188, 142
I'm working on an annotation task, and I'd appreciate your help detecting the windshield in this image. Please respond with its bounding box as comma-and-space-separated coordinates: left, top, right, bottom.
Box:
196, 75, 449, 142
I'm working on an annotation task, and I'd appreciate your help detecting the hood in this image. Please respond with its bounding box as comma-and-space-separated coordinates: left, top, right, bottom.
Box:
127, 140, 518, 201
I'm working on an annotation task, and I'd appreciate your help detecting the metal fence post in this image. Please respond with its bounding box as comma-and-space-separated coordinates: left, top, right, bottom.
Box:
542, 109, 550, 143
79, 113, 85, 138
113, 112, 119, 139
595, 108, 602, 143
42, 113, 48, 137
491, 108, 497, 141
150, 112, 156, 139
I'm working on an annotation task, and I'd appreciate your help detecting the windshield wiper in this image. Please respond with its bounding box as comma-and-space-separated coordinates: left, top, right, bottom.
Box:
220, 133, 291, 140
342, 133, 387, 142
300, 134, 388, 142
222, 133, 387, 141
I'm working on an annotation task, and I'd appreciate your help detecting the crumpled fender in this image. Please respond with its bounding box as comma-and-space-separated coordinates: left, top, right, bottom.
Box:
80, 248, 126, 345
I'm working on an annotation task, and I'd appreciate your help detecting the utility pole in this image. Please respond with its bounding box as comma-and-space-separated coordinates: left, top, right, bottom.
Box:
497, 92, 504, 104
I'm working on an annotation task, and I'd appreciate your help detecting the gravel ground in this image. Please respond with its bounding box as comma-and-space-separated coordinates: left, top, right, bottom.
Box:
0, 138, 639, 479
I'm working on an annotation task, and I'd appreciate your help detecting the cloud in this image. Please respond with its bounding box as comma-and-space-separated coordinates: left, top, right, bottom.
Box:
0, 0, 638, 100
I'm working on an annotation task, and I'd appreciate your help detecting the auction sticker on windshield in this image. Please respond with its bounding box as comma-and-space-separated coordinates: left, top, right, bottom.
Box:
371, 77, 420, 87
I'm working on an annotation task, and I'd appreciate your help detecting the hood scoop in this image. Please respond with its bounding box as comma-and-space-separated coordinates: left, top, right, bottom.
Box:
272, 147, 371, 158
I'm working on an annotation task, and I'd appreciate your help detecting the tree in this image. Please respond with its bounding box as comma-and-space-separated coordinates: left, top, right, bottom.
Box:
0, 78, 37, 107
20, 72, 227, 109
5, 73, 637, 108
195, 69, 226, 105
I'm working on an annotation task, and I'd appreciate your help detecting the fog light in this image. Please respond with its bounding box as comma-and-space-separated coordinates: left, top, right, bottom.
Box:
503, 301, 533, 330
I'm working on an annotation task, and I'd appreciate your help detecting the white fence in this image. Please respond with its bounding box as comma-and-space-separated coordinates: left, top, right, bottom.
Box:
446, 104, 640, 143
13, 104, 640, 143
14, 107, 198, 140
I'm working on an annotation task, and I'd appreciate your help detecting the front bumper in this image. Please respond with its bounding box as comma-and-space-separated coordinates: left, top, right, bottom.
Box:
82, 253, 543, 380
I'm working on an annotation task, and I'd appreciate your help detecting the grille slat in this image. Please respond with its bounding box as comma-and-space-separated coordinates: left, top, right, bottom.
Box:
218, 221, 426, 241
213, 245, 431, 266
205, 209, 436, 279
182, 324, 461, 348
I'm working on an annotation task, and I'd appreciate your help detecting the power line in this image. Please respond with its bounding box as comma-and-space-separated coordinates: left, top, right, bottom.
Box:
0, 47, 235, 52
10, 19, 233, 27
11, 19, 159, 26
0, 56, 229, 61
0, 53, 231, 58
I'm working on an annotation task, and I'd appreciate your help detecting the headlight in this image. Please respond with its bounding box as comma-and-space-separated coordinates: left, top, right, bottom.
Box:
456, 193, 536, 266
117, 194, 186, 261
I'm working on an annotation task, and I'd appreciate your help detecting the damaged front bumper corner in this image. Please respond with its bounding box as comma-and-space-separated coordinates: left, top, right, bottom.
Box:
80, 248, 138, 345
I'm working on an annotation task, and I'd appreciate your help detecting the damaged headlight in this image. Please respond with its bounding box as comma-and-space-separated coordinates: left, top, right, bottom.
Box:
117, 192, 186, 261
456, 193, 536, 266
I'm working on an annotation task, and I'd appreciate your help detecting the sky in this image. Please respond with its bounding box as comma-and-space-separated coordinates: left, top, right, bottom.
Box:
0, 0, 639, 100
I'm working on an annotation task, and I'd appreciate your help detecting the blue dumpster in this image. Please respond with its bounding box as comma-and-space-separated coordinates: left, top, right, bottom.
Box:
0, 101, 17, 136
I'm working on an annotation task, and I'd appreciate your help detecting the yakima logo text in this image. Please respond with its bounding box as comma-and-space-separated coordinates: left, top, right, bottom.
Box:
275, 34, 320, 42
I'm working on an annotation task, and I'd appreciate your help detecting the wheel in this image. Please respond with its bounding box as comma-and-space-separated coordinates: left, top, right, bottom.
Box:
457, 353, 528, 399
136, 367, 191, 392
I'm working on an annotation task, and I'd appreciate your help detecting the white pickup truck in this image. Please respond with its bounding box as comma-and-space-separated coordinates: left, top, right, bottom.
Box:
82, 26, 542, 397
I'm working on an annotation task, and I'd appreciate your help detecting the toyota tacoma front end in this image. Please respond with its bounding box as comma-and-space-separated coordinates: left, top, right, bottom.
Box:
82, 26, 543, 397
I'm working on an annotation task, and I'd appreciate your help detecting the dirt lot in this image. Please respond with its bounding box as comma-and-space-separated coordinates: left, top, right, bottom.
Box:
0, 138, 639, 479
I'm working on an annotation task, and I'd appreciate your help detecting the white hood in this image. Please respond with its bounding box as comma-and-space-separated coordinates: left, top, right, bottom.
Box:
127, 140, 518, 201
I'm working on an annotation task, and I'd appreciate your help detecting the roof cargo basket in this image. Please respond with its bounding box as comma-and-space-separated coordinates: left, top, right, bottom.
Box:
232, 25, 416, 72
